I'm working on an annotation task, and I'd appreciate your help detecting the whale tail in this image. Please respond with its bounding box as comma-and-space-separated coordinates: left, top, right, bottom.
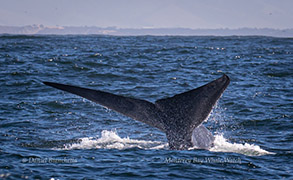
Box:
43, 74, 230, 150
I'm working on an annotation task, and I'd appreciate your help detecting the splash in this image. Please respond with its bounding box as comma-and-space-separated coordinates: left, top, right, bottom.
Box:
56, 130, 273, 156
58, 130, 167, 150
206, 104, 274, 156
210, 134, 275, 156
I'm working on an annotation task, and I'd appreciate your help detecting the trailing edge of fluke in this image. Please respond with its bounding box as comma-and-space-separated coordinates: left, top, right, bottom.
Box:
43, 74, 230, 150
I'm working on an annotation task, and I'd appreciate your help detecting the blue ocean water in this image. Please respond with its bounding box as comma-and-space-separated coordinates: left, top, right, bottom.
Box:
0, 35, 292, 179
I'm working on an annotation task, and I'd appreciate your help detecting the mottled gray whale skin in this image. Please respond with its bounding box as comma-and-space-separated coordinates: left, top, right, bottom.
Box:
43, 74, 230, 150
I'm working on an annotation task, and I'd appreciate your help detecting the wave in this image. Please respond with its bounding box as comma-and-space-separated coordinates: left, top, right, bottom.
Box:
56, 130, 274, 156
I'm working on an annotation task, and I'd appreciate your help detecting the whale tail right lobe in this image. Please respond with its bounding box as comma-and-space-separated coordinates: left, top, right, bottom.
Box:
154, 74, 230, 149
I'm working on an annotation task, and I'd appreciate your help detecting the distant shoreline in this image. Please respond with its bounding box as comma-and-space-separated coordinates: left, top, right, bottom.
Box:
0, 25, 292, 37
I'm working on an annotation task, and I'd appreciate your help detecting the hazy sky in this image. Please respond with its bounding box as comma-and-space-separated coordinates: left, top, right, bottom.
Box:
0, 0, 292, 29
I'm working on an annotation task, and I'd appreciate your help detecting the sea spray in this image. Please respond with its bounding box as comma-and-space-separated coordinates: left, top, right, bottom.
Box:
57, 130, 273, 156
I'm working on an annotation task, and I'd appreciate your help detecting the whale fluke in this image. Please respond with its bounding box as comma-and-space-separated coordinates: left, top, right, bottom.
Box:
43, 81, 166, 131
43, 74, 230, 150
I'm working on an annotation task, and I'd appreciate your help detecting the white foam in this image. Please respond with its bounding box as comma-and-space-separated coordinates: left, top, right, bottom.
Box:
210, 134, 275, 156
58, 130, 168, 150
57, 130, 274, 156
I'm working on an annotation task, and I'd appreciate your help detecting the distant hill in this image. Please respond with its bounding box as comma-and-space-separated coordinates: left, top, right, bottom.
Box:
0, 24, 292, 37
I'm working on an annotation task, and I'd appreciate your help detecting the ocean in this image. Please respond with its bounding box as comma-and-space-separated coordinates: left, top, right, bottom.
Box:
0, 35, 292, 179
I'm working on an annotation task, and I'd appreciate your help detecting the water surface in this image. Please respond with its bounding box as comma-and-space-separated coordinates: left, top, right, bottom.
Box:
0, 35, 292, 179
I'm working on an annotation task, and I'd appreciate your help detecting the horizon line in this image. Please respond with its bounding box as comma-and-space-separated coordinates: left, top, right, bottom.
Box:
1, 24, 293, 31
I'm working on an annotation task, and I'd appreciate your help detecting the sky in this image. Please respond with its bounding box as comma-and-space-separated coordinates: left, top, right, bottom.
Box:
0, 0, 292, 29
